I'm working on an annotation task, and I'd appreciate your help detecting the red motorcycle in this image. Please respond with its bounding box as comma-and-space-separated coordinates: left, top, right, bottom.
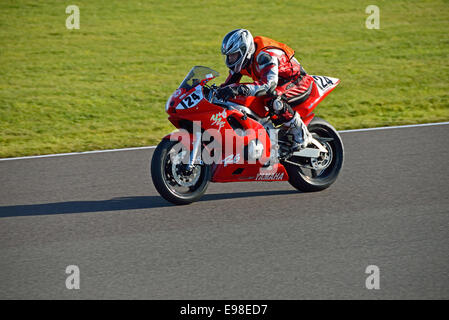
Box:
151, 66, 343, 205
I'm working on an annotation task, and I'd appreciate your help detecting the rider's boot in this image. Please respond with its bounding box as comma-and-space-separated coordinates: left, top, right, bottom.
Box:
283, 112, 312, 151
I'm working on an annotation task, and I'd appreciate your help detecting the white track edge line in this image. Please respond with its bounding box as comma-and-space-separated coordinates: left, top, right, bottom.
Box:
0, 146, 156, 161
1, 121, 448, 162
338, 121, 449, 133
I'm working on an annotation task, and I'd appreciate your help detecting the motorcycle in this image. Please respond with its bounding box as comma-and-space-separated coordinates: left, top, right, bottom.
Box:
151, 66, 344, 205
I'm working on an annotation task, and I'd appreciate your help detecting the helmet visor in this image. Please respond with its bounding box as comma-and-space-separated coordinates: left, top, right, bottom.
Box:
226, 51, 242, 68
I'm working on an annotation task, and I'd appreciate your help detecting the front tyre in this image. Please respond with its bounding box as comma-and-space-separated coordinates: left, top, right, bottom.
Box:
151, 139, 211, 205
284, 117, 344, 192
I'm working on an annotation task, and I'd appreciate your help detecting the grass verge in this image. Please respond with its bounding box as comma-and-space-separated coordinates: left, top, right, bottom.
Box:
1, 0, 448, 157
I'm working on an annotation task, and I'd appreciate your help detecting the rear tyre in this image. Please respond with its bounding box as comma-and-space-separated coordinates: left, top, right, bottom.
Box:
284, 117, 344, 192
151, 139, 211, 205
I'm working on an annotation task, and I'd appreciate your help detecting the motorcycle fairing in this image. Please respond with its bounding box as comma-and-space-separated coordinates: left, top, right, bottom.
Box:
164, 67, 339, 184
166, 88, 285, 182
295, 76, 340, 114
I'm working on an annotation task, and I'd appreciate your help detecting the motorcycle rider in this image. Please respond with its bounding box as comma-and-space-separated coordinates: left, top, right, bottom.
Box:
216, 29, 313, 150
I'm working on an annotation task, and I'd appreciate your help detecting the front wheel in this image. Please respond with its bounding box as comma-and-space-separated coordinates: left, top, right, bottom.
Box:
151, 139, 211, 205
284, 117, 344, 192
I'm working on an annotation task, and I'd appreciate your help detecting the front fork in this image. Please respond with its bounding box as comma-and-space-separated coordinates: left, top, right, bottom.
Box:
187, 131, 202, 171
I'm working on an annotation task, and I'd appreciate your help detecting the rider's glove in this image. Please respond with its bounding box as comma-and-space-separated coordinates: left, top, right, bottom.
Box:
216, 86, 237, 101
216, 85, 249, 101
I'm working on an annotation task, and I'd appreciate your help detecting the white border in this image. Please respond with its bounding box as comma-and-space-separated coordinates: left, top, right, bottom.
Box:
0, 121, 448, 162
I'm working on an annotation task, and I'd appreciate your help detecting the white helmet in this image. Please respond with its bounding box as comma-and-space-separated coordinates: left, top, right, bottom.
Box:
221, 29, 255, 74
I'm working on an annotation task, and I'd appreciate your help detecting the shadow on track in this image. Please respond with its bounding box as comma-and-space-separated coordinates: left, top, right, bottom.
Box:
0, 189, 299, 218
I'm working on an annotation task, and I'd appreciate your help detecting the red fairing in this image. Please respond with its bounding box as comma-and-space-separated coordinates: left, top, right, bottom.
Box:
228, 95, 270, 118
164, 68, 339, 183
293, 77, 341, 120
211, 161, 289, 183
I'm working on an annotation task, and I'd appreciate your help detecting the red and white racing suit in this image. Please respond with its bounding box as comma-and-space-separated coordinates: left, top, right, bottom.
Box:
222, 47, 314, 126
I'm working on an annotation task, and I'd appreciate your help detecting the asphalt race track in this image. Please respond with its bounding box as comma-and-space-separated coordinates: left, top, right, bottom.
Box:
0, 124, 448, 299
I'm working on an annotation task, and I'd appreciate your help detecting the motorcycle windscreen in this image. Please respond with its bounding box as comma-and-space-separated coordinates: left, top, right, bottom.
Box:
179, 66, 219, 91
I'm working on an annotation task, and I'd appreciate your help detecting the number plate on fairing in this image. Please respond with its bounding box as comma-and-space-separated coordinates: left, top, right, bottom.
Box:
176, 85, 203, 109
311, 75, 340, 96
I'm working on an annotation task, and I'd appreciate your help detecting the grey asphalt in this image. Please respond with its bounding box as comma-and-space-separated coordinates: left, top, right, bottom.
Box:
0, 124, 448, 299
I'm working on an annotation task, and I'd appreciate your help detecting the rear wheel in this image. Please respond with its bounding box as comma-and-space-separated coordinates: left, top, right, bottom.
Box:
151, 139, 211, 205
284, 117, 344, 192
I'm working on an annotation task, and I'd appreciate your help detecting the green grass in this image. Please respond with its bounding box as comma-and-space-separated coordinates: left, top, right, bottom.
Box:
1, 0, 448, 158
